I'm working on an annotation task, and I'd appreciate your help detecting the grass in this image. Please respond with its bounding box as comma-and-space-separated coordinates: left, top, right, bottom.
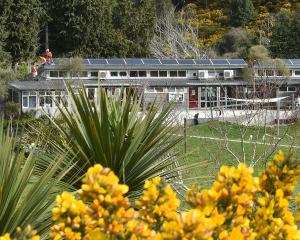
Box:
179, 121, 300, 188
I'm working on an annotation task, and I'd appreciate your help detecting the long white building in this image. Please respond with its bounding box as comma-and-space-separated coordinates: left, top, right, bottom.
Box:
8, 58, 300, 116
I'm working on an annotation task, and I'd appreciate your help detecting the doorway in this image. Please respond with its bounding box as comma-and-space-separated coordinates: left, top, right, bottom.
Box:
189, 87, 198, 109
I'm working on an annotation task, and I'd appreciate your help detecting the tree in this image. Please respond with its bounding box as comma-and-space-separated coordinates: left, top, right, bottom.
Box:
0, 1, 10, 65
289, 10, 300, 58
3, 0, 43, 66
155, 0, 173, 17
150, 7, 214, 58
47, 0, 117, 57
128, 0, 156, 56
269, 11, 291, 58
230, 0, 256, 27
217, 27, 256, 59
46, 0, 156, 57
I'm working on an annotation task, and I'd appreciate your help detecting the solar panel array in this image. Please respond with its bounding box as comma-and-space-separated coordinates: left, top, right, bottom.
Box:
51, 58, 300, 66
284, 59, 300, 65
62, 58, 247, 66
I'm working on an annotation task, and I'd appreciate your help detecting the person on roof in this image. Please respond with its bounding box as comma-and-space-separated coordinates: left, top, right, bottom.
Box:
31, 66, 37, 77
44, 49, 53, 64
40, 56, 47, 65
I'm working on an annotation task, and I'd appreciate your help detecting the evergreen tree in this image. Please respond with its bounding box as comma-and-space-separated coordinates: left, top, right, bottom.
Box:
289, 10, 300, 58
230, 0, 256, 27
269, 11, 291, 58
155, 0, 173, 17
0, 2, 10, 64
129, 0, 156, 56
47, 0, 117, 57
217, 27, 256, 59
47, 0, 155, 57
3, 0, 43, 66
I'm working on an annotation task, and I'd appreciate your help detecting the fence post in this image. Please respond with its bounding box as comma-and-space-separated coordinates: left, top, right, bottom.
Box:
184, 118, 187, 155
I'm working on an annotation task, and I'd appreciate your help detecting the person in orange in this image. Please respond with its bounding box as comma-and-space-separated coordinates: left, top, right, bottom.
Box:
39, 56, 47, 65
31, 66, 37, 77
44, 49, 53, 64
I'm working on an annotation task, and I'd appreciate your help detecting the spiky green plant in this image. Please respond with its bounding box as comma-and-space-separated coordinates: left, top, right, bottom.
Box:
0, 123, 76, 237
48, 85, 195, 198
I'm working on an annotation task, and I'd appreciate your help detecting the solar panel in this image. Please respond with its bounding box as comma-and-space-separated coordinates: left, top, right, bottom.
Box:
142, 59, 161, 65
228, 59, 246, 65
177, 59, 195, 65
89, 59, 108, 65
160, 59, 178, 65
283, 59, 293, 65
211, 59, 229, 65
194, 59, 211, 65
291, 59, 300, 65
125, 58, 143, 65
83, 59, 90, 64
107, 59, 125, 65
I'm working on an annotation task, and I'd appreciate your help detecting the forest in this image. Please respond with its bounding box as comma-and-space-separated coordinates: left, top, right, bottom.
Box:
0, 0, 300, 67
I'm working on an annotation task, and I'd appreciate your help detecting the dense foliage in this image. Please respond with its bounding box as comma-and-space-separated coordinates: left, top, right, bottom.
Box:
2, 150, 300, 239
1, 0, 300, 67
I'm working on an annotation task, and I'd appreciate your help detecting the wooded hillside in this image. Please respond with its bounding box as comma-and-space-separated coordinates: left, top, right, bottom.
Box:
0, 0, 300, 67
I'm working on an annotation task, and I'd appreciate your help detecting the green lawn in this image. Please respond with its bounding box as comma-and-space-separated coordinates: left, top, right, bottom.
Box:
179, 121, 300, 188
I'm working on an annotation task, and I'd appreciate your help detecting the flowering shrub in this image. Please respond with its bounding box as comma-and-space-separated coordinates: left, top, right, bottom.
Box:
2, 150, 300, 239
0, 226, 40, 240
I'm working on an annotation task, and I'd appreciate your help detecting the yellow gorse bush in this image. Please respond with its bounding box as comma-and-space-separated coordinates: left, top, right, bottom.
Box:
3, 150, 300, 239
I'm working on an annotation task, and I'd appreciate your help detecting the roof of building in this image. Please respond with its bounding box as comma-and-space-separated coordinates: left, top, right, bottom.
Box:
10, 77, 254, 91
43, 58, 247, 70
254, 59, 300, 69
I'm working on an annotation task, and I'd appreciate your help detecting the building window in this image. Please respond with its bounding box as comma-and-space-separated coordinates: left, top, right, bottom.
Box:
159, 71, 167, 77
50, 71, 59, 77
110, 72, 118, 77
139, 71, 147, 77
295, 71, 300, 76
170, 71, 178, 77
146, 87, 155, 92
22, 97, 28, 108
39, 91, 53, 107
155, 87, 164, 93
257, 70, 264, 76
80, 71, 88, 77
130, 71, 138, 77
120, 72, 127, 77
91, 72, 98, 77
178, 71, 186, 77
58, 71, 68, 78
279, 86, 287, 92
276, 70, 284, 76
150, 71, 158, 77
169, 93, 184, 102
168, 87, 176, 92
288, 86, 296, 92
266, 70, 274, 76
22, 92, 37, 108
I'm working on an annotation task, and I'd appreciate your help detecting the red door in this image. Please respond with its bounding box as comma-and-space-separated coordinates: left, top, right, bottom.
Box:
189, 87, 198, 109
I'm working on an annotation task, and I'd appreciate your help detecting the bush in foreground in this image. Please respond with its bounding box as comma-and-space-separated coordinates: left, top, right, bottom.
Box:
2, 150, 300, 239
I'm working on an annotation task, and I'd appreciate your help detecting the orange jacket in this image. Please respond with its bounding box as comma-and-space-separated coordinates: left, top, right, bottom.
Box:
44, 51, 53, 62
31, 67, 37, 77
40, 56, 47, 64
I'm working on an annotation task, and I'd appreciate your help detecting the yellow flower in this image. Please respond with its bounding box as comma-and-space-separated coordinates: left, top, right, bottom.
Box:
0, 234, 10, 240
